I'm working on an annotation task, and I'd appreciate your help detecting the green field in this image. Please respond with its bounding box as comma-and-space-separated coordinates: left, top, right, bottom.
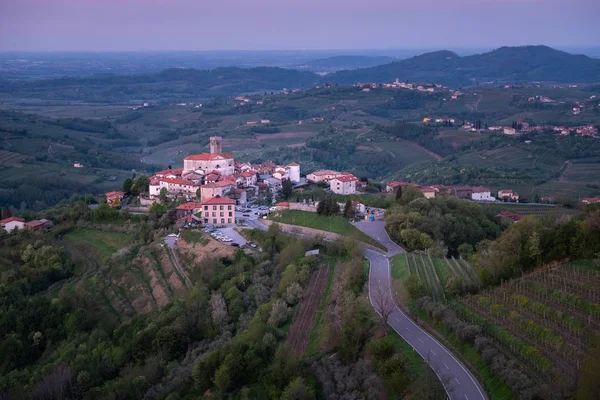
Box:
268, 210, 386, 250
64, 228, 132, 259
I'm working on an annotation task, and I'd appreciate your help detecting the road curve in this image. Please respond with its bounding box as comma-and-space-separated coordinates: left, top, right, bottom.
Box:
356, 221, 487, 400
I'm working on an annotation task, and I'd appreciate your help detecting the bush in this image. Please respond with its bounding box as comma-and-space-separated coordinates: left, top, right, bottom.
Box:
368, 336, 395, 361
285, 282, 304, 305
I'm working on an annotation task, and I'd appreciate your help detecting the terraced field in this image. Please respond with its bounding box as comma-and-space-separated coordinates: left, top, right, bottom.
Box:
480, 202, 578, 216
395, 253, 480, 301
451, 262, 600, 397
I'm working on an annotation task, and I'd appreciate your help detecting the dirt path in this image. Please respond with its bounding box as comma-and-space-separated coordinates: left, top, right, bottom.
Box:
405, 140, 443, 160
286, 265, 329, 355
558, 160, 572, 182
167, 247, 192, 289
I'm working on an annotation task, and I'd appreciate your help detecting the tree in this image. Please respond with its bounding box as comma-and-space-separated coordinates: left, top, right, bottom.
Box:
196, 187, 201, 199
342, 199, 356, 220
210, 292, 229, 327
1, 205, 12, 219
395, 186, 403, 201
122, 178, 133, 194
281, 377, 315, 400
317, 195, 339, 216
281, 179, 293, 200
131, 174, 150, 196
405, 275, 427, 300
373, 286, 394, 333
159, 187, 169, 203
268, 299, 291, 327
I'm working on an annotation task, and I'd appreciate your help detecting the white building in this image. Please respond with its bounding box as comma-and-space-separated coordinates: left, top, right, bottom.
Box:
287, 163, 300, 183
471, 187, 495, 201
183, 137, 235, 176
330, 175, 357, 195
307, 170, 345, 183
1, 217, 25, 233
503, 127, 516, 135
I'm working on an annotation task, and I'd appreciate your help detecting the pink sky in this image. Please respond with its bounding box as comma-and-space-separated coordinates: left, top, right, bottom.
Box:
0, 0, 598, 51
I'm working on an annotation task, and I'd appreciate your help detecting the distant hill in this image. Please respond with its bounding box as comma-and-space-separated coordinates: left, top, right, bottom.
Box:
328, 46, 600, 86
0, 66, 321, 100
303, 55, 396, 71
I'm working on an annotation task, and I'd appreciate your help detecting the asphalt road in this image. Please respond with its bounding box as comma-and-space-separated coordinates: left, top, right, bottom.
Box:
356, 222, 487, 400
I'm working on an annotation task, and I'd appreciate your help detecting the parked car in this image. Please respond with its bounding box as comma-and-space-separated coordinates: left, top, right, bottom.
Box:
231, 242, 240, 247
242, 213, 250, 217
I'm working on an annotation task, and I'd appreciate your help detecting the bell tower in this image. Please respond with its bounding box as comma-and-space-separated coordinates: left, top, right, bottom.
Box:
209, 136, 222, 154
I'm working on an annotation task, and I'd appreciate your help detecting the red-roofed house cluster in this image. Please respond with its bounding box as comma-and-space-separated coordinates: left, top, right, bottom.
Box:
1, 216, 53, 233
144, 136, 300, 208
385, 182, 514, 202
306, 170, 359, 195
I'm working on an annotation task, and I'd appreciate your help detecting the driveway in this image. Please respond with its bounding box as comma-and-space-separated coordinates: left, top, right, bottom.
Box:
366, 249, 487, 400
164, 233, 178, 249
216, 226, 248, 245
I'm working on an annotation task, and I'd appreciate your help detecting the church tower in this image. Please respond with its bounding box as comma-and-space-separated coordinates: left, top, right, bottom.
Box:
209, 136, 222, 154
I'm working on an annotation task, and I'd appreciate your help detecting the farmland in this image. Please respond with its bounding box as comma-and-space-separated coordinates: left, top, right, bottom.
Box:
422, 262, 600, 398
392, 253, 480, 302
63, 228, 132, 260
479, 202, 578, 216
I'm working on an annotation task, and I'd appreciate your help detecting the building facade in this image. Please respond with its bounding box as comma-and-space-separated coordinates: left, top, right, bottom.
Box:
330, 176, 357, 195
201, 196, 235, 225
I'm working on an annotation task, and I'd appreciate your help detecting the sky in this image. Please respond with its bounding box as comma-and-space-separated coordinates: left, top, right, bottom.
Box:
1, 0, 599, 51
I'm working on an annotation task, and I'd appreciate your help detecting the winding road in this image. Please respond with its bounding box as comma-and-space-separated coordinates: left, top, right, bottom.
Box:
354, 221, 487, 400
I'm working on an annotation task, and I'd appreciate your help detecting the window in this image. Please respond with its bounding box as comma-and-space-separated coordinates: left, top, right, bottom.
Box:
213, 219, 217, 224
228, 212, 232, 217
213, 205, 217, 210
212, 212, 216, 217
220, 212, 224, 217
228, 205, 232, 210
220, 205, 224, 210
221, 218, 225, 224
204, 206, 208, 210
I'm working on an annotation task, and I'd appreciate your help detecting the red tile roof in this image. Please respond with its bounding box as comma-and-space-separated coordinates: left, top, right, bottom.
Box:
471, 186, 491, 193
1, 216, 25, 224
332, 175, 358, 183
201, 196, 235, 205
184, 153, 234, 161
154, 168, 183, 177
276, 202, 290, 207
105, 191, 125, 199
176, 202, 203, 210
160, 178, 198, 186
287, 162, 300, 166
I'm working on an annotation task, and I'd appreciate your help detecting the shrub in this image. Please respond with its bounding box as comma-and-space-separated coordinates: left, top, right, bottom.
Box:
268, 300, 291, 327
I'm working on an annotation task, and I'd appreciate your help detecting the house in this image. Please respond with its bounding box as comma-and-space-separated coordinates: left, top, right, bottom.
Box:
200, 181, 234, 202
498, 190, 519, 202
73, 163, 83, 168
419, 187, 436, 199
503, 127, 516, 135
330, 175, 357, 195
231, 188, 247, 205
307, 170, 344, 183
105, 191, 125, 208
175, 202, 204, 219
471, 187, 495, 201
201, 196, 235, 225
581, 198, 600, 205
1, 216, 25, 233
385, 181, 412, 193
498, 211, 522, 223
25, 219, 53, 231
450, 186, 473, 199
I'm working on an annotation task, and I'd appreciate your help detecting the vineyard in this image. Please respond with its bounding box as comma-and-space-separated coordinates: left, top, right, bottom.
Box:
402, 253, 480, 301
447, 262, 600, 397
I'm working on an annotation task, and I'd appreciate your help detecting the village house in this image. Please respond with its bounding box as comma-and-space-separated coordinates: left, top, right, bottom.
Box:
105, 191, 125, 208
306, 170, 345, 183
471, 187, 495, 201
419, 187, 436, 199
199, 181, 234, 202
503, 127, 517, 135
201, 196, 235, 225
330, 175, 358, 195
581, 198, 600, 205
1, 216, 25, 233
25, 219, 54, 231
450, 186, 473, 200
498, 190, 519, 202
498, 211, 523, 223
385, 181, 413, 193
175, 202, 204, 219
